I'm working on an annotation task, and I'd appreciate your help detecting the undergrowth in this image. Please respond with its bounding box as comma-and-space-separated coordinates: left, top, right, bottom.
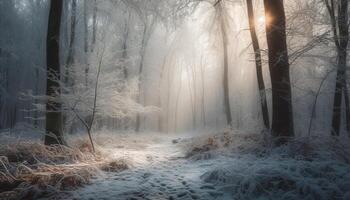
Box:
184, 131, 350, 200
0, 137, 129, 200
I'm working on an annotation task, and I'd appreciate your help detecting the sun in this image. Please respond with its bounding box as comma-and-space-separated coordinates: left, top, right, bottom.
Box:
258, 16, 265, 24
257, 14, 272, 27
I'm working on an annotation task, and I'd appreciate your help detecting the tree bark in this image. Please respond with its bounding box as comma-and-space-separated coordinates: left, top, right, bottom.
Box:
263, 0, 294, 139
246, 0, 270, 130
45, 0, 64, 145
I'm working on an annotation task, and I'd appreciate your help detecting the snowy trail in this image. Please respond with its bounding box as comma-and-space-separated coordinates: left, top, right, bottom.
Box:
68, 133, 230, 200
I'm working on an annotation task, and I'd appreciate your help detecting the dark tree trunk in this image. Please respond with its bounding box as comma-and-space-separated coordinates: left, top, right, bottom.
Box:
246, 0, 270, 130
331, 50, 348, 135
263, 0, 294, 139
325, 0, 349, 136
45, 0, 64, 145
344, 83, 350, 135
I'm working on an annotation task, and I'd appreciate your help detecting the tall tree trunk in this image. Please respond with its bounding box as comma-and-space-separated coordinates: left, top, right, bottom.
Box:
63, 0, 77, 134
246, 0, 270, 130
175, 68, 183, 132
216, 1, 233, 128
263, 0, 294, 139
121, 37, 129, 79
344, 83, 350, 136
186, 65, 196, 129
325, 0, 349, 136
122, 12, 130, 79
45, 0, 64, 145
158, 56, 167, 132
135, 26, 148, 132
332, 51, 347, 135
64, 0, 76, 86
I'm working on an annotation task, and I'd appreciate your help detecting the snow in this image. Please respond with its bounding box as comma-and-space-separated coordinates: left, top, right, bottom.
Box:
59, 133, 222, 200
49, 131, 350, 200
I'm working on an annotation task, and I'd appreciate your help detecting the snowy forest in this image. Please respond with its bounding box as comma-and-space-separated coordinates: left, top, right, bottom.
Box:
1, 0, 350, 199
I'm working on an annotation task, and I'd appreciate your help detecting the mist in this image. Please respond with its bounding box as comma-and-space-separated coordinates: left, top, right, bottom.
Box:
1, 0, 350, 199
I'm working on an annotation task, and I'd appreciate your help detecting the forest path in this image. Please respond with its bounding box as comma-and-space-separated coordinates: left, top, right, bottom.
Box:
69, 133, 229, 200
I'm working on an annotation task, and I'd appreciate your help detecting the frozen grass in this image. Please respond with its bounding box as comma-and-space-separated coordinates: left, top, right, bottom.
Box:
0, 131, 129, 200
185, 131, 350, 200
183, 130, 265, 160
2, 129, 350, 200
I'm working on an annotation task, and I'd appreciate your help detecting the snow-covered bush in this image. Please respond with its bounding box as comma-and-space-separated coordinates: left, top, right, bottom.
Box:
24, 46, 158, 136
186, 132, 350, 200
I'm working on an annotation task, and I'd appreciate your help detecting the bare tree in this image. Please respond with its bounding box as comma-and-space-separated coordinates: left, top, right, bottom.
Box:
263, 0, 294, 140
323, 0, 349, 136
214, 0, 233, 128
246, 0, 270, 130
129, 1, 158, 132
71, 51, 105, 153
64, 0, 77, 87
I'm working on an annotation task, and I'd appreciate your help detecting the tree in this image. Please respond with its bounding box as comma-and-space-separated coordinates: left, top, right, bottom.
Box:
246, 0, 270, 130
64, 0, 77, 87
129, 0, 158, 132
263, 0, 294, 139
57, 49, 154, 152
45, 0, 64, 145
323, 0, 349, 136
84, 0, 90, 87
121, 10, 131, 79
92, 0, 97, 49
214, 0, 233, 128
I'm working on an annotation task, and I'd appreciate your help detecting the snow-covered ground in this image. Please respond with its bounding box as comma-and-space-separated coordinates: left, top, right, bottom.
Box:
49, 131, 350, 200
63, 133, 226, 200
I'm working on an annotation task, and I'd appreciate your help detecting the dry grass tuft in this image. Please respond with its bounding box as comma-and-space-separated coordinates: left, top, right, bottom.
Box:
185, 131, 350, 164
0, 139, 129, 199
185, 131, 264, 159
186, 137, 219, 158
100, 160, 129, 172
